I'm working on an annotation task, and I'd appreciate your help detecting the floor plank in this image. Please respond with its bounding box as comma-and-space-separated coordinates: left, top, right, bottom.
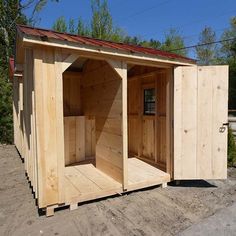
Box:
127, 158, 170, 191
65, 164, 122, 204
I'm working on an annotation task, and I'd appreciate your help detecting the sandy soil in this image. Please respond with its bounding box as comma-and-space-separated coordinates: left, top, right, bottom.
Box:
0, 144, 236, 236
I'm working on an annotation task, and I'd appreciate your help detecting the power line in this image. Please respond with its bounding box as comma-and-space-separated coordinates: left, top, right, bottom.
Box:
139, 9, 236, 40
168, 37, 236, 52
117, 0, 171, 22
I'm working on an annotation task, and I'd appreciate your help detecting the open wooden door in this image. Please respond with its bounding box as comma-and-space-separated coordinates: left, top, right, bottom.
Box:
174, 65, 228, 180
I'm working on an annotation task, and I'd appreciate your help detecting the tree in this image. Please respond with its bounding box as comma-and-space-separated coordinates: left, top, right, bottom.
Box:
90, 0, 124, 41
77, 17, 91, 36
220, 17, 236, 58
196, 26, 217, 65
91, 0, 113, 39
68, 18, 76, 34
219, 17, 236, 110
160, 28, 187, 56
52, 0, 124, 41
0, 0, 27, 143
52, 16, 67, 32
20, 0, 60, 25
0, 0, 59, 143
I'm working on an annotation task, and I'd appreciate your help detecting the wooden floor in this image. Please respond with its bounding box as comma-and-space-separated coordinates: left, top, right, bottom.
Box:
64, 158, 170, 205
127, 158, 170, 191
64, 164, 122, 204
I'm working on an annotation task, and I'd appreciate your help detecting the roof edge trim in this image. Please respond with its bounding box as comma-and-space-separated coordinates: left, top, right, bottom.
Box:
22, 35, 196, 67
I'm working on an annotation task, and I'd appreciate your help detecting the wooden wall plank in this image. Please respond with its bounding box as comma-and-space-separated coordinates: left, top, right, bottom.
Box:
210, 66, 228, 179
64, 116, 95, 165
173, 67, 183, 179
34, 48, 65, 207
197, 67, 213, 178
81, 60, 124, 184
76, 116, 85, 162
180, 66, 198, 179
63, 72, 81, 116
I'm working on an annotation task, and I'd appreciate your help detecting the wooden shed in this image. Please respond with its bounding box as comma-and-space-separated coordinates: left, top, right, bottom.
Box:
13, 25, 229, 216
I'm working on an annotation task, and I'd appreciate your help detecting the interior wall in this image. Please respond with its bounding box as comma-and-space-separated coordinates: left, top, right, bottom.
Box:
63, 72, 81, 116
128, 69, 168, 170
81, 59, 123, 183
63, 71, 95, 165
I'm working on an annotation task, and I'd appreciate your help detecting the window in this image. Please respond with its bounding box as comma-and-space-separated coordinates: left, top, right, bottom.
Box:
144, 88, 155, 115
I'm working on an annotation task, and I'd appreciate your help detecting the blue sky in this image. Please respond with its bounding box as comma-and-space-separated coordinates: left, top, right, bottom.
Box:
24, 0, 236, 57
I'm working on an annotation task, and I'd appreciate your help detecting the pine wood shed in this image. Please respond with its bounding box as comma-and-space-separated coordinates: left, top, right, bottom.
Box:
13, 25, 229, 216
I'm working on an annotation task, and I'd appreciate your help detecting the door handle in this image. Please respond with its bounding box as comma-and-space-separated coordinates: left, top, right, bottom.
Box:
219, 123, 229, 133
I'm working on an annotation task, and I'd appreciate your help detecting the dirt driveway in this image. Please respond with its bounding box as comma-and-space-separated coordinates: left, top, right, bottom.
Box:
0, 145, 236, 236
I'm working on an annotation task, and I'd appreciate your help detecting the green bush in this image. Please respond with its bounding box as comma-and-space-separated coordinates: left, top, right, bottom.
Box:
228, 126, 236, 167
0, 73, 13, 144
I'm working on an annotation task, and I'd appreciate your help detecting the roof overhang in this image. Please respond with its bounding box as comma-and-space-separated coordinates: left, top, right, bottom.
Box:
19, 32, 196, 68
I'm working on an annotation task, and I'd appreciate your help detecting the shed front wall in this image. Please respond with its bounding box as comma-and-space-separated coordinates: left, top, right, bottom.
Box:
33, 48, 65, 208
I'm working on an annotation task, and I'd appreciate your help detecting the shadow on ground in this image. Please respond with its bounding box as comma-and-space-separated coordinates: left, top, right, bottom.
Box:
169, 180, 217, 188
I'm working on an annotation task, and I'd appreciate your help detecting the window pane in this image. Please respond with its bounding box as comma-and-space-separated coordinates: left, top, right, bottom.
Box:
144, 88, 155, 115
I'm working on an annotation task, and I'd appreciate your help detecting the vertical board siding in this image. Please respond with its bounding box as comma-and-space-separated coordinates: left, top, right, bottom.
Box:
128, 71, 168, 170
181, 67, 198, 178
174, 66, 228, 180
34, 48, 65, 207
81, 60, 123, 183
197, 67, 213, 178
211, 66, 228, 179
63, 72, 81, 116
174, 67, 183, 179
64, 116, 95, 165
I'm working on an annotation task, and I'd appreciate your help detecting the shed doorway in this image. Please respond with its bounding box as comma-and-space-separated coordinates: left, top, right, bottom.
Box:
62, 58, 123, 203
127, 65, 171, 190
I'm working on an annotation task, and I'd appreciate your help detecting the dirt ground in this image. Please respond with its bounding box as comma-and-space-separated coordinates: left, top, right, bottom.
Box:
0, 145, 236, 236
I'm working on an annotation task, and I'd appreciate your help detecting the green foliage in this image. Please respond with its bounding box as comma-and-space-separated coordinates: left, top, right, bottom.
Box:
52, 16, 67, 32
0, 72, 13, 144
0, 0, 59, 143
68, 18, 76, 34
77, 17, 90, 36
21, 0, 60, 25
196, 26, 217, 65
0, 0, 27, 144
220, 17, 236, 58
91, 0, 112, 39
219, 18, 236, 110
52, 0, 125, 42
228, 127, 236, 167
160, 28, 187, 56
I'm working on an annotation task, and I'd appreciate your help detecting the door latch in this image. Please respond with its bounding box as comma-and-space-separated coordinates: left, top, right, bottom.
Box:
219, 123, 229, 133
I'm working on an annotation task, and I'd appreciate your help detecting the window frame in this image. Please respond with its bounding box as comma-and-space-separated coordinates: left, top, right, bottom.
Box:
143, 85, 156, 116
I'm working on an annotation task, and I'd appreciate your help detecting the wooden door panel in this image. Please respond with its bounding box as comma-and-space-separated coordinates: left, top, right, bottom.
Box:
174, 66, 228, 180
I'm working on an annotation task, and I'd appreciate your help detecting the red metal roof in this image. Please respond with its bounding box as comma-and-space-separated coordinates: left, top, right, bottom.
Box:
17, 24, 195, 64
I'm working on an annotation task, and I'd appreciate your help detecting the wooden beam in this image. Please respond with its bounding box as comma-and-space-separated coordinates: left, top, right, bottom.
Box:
107, 59, 125, 79
106, 59, 128, 190
61, 54, 79, 72
128, 69, 166, 81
